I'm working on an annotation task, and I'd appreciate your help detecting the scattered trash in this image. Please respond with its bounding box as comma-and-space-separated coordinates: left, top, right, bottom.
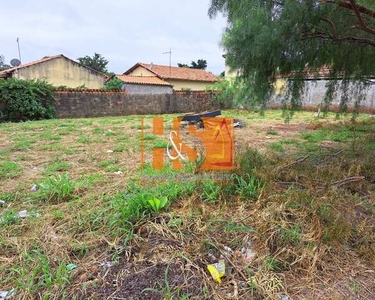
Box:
222, 245, 233, 255
17, 210, 40, 219
99, 261, 114, 268
240, 240, 256, 264
66, 263, 77, 271
207, 260, 226, 283
0, 200, 5, 207
277, 293, 289, 300
30, 184, 39, 192
17, 210, 29, 218
266, 136, 272, 139
114, 171, 123, 175
0, 289, 16, 299
106, 150, 114, 153
370, 115, 375, 119
234, 121, 245, 128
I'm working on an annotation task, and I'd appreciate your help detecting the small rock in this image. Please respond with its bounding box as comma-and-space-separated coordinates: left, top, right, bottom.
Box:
106, 150, 114, 153
30, 184, 39, 192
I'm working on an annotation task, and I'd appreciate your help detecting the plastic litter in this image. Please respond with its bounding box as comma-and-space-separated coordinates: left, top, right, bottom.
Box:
0, 289, 16, 299
222, 245, 233, 255
18, 210, 29, 218
106, 150, 114, 153
277, 293, 289, 300
114, 171, 123, 175
30, 184, 39, 192
99, 261, 114, 268
240, 240, 256, 264
66, 263, 77, 271
234, 121, 245, 128
0, 200, 5, 207
17, 210, 40, 219
207, 260, 226, 283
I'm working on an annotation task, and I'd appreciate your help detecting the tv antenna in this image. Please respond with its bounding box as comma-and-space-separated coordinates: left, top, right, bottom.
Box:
16, 37, 22, 63
162, 48, 172, 77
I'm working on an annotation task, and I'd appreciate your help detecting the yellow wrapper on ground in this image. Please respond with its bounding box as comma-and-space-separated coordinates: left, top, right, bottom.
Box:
207, 260, 226, 283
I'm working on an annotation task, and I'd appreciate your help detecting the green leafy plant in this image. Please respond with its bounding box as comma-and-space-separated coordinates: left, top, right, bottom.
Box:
0, 78, 56, 122
104, 77, 123, 90
148, 197, 168, 213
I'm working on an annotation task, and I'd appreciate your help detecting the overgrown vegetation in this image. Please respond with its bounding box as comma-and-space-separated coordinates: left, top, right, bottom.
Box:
103, 77, 123, 90
1, 111, 374, 299
0, 78, 56, 122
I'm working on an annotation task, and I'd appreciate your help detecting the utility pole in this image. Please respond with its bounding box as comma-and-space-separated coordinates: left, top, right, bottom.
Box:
162, 48, 172, 77
17, 38, 22, 63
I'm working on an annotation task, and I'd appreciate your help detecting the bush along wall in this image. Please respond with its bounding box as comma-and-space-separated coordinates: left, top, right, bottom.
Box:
0, 79, 56, 122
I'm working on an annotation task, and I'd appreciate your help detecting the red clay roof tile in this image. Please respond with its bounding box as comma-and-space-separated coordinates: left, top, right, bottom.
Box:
124, 63, 218, 82
115, 75, 172, 86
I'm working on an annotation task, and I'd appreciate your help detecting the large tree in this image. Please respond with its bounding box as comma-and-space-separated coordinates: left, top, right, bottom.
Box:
209, 0, 375, 110
77, 53, 109, 74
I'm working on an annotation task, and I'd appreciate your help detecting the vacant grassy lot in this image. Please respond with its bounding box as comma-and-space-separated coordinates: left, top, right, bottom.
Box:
1, 110, 374, 299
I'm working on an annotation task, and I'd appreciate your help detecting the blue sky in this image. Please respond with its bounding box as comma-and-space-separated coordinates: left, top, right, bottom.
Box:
1, 0, 227, 75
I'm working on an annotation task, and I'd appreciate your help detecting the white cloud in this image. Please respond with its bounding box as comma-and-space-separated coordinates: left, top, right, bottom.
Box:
1, 0, 227, 74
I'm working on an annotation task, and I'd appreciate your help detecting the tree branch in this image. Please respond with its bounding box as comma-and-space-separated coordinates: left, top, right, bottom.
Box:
349, 0, 375, 36
322, 18, 338, 39
323, 0, 375, 19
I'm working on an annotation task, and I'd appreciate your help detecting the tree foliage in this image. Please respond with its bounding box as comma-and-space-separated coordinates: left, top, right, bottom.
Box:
0, 79, 56, 122
77, 53, 109, 74
209, 0, 375, 110
104, 77, 123, 90
178, 59, 208, 70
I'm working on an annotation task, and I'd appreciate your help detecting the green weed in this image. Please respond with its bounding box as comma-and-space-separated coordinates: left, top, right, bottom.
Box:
77, 136, 91, 144
33, 173, 94, 204
0, 161, 22, 179
8, 249, 70, 294
266, 130, 278, 135
279, 224, 301, 245
43, 161, 70, 174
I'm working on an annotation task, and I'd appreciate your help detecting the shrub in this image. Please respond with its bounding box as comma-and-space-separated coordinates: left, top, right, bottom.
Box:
103, 77, 123, 90
0, 78, 56, 122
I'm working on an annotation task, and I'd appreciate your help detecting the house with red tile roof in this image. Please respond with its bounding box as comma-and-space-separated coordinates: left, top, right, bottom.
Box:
111, 75, 173, 95
0, 54, 107, 89
124, 63, 217, 91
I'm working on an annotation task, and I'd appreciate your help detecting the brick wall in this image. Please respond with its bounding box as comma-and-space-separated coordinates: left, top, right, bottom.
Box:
54, 90, 219, 118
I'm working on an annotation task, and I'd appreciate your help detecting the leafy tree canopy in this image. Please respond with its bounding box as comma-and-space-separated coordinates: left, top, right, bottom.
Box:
209, 0, 375, 110
178, 59, 208, 70
77, 53, 109, 74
